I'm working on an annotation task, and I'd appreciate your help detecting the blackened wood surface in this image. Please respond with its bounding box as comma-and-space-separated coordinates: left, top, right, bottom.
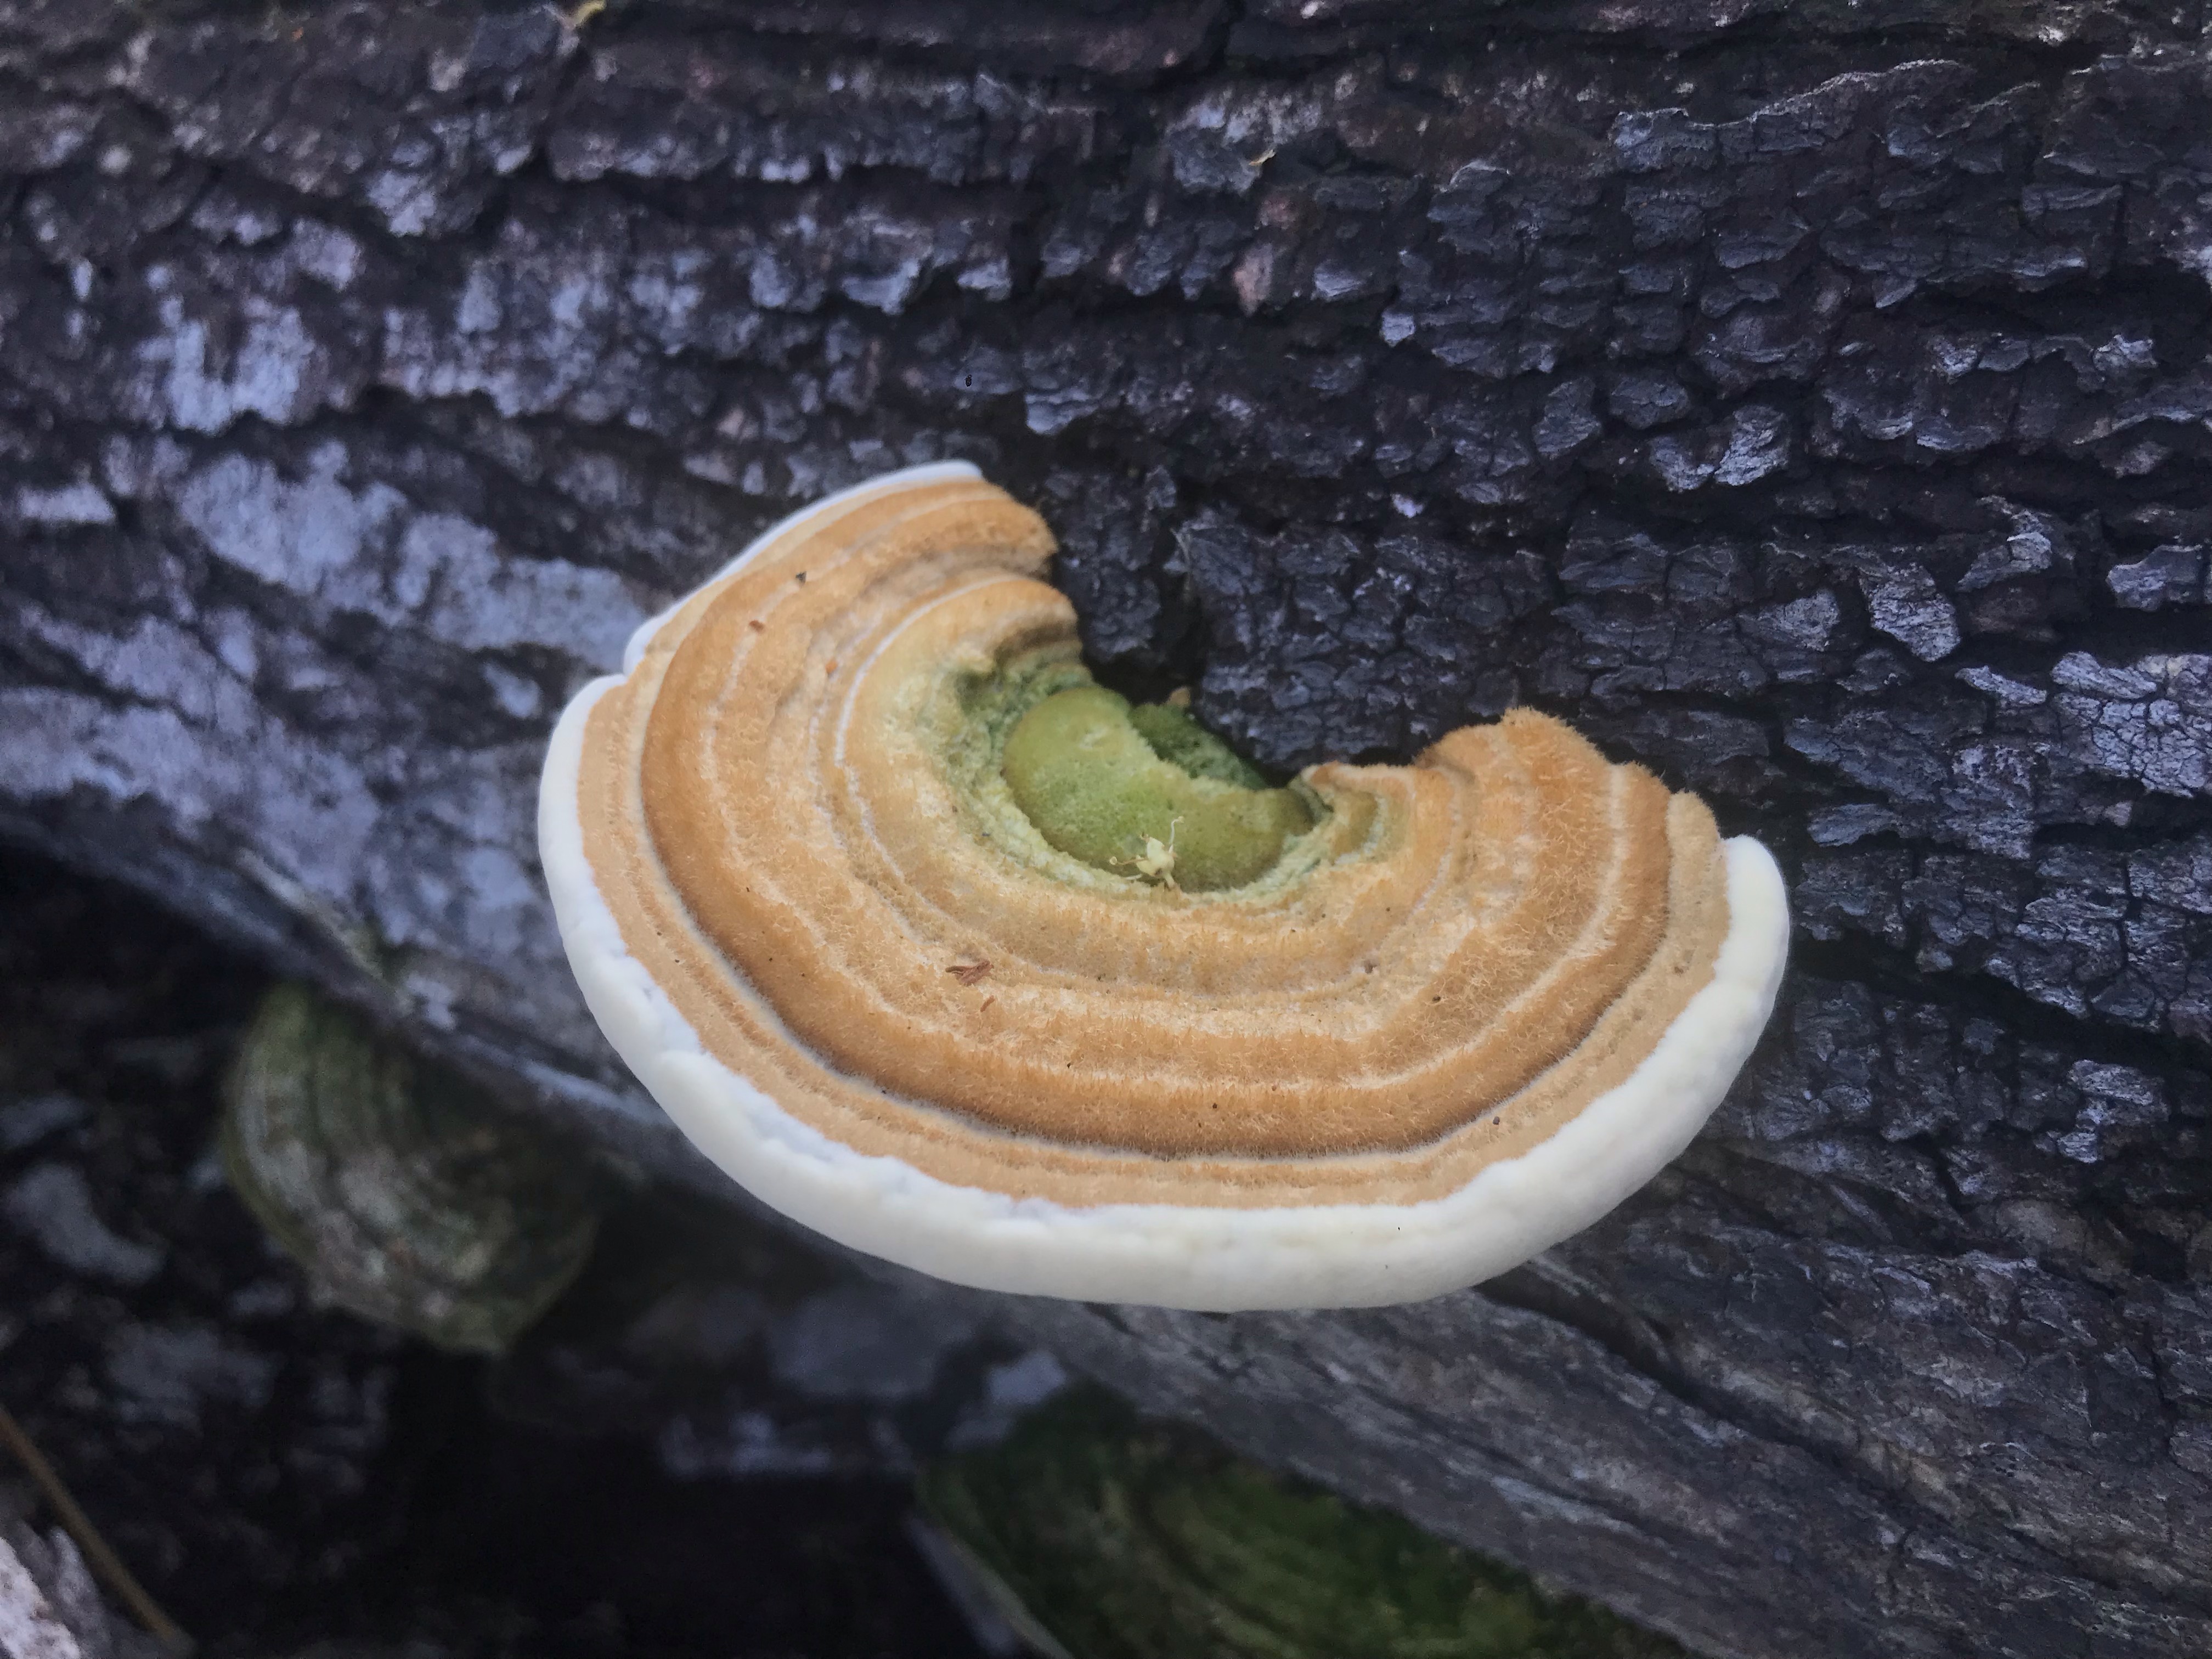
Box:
1, 3, 2209, 1655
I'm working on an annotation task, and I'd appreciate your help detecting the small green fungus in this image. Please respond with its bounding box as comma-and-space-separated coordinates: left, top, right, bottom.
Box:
222, 983, 601, 1356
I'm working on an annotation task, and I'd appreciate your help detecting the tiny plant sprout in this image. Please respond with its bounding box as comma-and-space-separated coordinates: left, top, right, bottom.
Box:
539, 464, 1789, 1311
1112, 817, 1182, 890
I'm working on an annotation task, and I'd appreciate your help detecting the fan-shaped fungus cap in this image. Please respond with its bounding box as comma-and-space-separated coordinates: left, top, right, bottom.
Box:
539, 463, 1788, 1311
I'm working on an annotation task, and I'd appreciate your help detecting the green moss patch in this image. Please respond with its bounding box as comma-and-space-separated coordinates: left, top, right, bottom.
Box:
921, 1390, 1692, 1659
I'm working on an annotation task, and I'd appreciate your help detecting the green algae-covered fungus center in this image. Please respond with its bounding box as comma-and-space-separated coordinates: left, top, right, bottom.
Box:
1000, 685, 1317, 892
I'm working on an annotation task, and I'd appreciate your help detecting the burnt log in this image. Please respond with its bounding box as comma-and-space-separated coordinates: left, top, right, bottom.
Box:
2, 1, 2209, 1655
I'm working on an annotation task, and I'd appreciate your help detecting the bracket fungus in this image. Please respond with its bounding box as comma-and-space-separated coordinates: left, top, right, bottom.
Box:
539, 463, 1788, 1311
223, 983, 602, 1352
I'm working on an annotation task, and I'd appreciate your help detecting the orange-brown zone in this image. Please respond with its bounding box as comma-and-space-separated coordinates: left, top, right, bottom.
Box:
578, 477, 1735, 1209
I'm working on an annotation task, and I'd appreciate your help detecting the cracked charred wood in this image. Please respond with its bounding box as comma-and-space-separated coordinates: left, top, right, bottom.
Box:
0, 1, 2208, 1656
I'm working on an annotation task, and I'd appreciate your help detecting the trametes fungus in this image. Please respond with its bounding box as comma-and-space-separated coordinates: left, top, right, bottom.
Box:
539, 463, 1788, 1310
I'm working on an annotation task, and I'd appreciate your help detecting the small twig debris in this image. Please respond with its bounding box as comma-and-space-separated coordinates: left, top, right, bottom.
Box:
0, 1402, 193, 1655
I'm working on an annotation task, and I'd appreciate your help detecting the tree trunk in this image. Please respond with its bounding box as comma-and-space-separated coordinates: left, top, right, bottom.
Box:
3, 1, 2209, 1655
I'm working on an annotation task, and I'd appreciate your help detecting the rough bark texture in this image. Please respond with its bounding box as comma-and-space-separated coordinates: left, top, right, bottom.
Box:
2, 1, 2209, 1655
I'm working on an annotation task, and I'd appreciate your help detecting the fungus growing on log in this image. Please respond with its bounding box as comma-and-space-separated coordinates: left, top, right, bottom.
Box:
539, 463, 1788, 1310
